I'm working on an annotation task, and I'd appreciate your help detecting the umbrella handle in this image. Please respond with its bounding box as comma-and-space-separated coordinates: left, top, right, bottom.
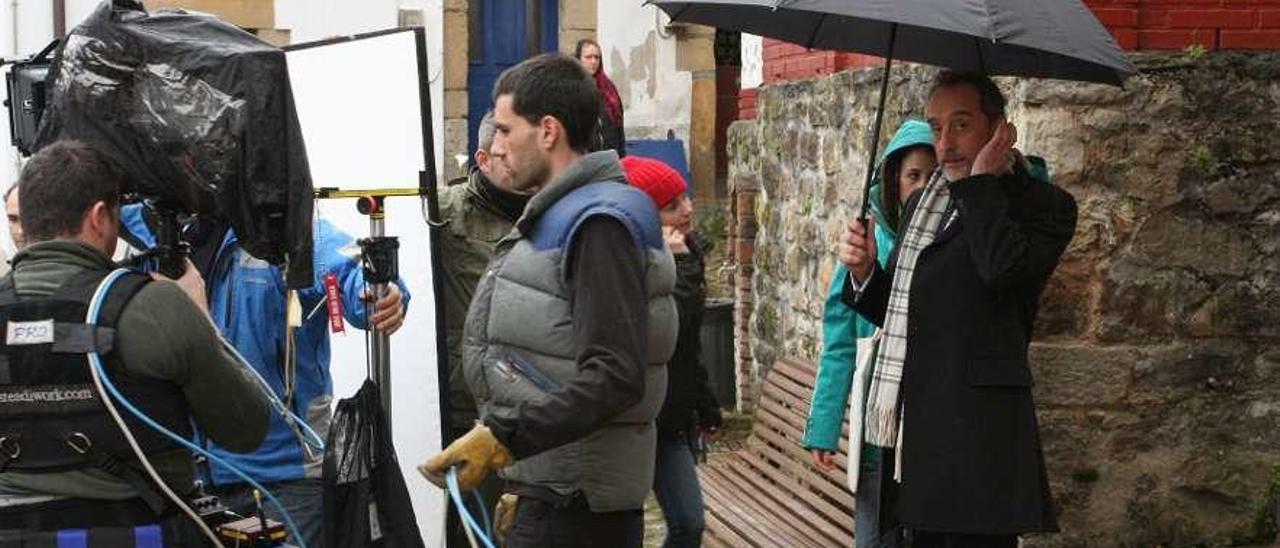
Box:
859, 23, 898, 222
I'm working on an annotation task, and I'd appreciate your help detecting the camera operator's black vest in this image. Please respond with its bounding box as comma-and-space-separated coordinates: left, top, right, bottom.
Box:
0, 269, 190, 475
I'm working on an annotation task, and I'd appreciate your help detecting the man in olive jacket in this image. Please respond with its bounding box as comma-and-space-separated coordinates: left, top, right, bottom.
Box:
0, 140, 269, 541
439, 111, 531, 434
438, 111, 531, 547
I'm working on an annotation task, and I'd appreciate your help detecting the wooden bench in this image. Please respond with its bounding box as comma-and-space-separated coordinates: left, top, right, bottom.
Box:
700, 356, 855, 547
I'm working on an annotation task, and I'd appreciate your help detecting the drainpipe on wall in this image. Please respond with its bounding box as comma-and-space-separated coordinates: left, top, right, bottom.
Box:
10, 0, 19, 55
53, 0, 65, 37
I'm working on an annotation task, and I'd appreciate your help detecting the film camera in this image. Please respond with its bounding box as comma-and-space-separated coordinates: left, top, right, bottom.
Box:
3, 0, 314, 285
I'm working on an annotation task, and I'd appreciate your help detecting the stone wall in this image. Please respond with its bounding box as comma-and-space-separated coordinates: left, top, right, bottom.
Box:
726, 53, 1280, 546
441, 0, 469, 183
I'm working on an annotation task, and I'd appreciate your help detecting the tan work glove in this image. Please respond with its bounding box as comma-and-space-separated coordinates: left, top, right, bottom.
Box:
418, 424, 513, 491
493, 493, 519, 547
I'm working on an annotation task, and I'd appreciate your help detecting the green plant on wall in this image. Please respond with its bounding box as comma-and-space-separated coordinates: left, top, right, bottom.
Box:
695, 201, 728, 248
1184, 44, 1208, 61
1185, 143, 1219, 178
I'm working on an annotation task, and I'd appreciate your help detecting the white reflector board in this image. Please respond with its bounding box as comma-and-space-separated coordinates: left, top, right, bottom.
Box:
286, 28, 446, 547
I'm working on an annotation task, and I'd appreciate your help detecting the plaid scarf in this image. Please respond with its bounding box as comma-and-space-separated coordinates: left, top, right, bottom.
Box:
864, 170, 953, 449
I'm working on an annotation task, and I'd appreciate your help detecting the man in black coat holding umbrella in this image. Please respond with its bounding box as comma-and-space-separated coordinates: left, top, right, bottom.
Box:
839, 71, 1078, 547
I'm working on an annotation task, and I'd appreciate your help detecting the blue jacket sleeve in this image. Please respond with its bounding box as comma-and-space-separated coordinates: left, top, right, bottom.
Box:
299, 220, 411, 330
803, 262, 859, 451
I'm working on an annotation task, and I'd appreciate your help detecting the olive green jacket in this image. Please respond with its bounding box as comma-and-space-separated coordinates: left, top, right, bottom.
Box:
438, 170, 526, 428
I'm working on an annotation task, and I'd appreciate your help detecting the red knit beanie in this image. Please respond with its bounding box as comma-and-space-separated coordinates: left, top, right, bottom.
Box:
620, 155, 688, 209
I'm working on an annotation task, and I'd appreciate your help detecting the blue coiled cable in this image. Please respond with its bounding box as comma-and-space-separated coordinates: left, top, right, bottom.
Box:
446, 468, 497, 548
87, 268, 309, 548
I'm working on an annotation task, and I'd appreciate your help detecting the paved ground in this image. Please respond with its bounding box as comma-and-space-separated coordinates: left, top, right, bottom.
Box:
643, 496, 668, 548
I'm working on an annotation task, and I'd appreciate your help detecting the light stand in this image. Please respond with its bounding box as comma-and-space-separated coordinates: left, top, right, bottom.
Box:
315, 187, 419, 433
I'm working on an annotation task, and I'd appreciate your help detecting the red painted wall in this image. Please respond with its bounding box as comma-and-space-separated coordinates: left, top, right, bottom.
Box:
738, 1, 1280, 118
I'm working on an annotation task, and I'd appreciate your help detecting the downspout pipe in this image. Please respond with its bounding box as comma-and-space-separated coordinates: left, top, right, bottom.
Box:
10, 0, 18, 56
53, 0, 65, 38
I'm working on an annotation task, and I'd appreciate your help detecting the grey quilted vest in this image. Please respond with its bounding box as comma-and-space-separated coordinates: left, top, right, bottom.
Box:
461, 152, 677, 512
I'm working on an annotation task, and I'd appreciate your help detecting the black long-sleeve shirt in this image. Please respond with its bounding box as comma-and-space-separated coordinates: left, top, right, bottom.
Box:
485, 216, 649, 459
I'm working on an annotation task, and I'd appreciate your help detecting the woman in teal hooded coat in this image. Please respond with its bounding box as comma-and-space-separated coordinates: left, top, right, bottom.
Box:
804, 119, 935, 548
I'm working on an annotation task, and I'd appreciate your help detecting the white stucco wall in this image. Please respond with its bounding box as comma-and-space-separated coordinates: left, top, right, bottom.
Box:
596, 2, 691, 145
741, 33, 762, 89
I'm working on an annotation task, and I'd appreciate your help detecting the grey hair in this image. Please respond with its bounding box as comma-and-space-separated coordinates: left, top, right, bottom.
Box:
477, 111, 498, 152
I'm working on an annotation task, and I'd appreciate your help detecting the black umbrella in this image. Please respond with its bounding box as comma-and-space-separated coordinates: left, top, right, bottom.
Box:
648, 0, 1137, 217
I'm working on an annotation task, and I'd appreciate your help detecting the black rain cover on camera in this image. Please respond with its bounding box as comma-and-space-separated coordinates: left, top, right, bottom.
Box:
33, 0, 313, 286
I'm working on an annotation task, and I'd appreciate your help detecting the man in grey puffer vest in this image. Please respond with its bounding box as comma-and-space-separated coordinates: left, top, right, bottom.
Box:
420, 53, 677, 547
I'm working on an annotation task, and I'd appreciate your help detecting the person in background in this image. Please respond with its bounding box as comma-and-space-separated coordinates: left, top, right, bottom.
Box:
1, 184, 22, 276
439, 110, 531, 547
6, 185, 24, 251
119, 197, 410, 548
575, 38, 626, 156
621, 155, 721, 548
805, 119, 935, 548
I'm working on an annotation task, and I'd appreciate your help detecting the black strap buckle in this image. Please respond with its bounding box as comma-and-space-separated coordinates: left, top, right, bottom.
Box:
66, 431, 169, 516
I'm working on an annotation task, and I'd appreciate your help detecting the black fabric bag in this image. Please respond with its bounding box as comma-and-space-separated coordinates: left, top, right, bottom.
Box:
323, 380, 425, 548
33, 0, 314, 286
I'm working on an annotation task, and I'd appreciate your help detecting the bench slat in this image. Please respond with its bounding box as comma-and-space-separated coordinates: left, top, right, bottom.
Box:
699, 356, 861, 548
764, 369, 820, 412
755, 392, 849, 471
758, 384, 852, 459
729, 449, 854, 539
747, 426, 857, 509
773, 357, 818, 388
700, 525, 738, 548
775, 356, 817, 379
703, 496, 755, 548
700, 464, 832, 548
716, 457, 854, 546
759, 380, 854, 471
756, 397, 851, 478
700, 462, 823, 548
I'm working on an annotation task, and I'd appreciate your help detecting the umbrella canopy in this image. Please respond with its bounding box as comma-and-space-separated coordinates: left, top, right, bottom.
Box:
650, 0, 1136, 219
650, 0, 1137, 85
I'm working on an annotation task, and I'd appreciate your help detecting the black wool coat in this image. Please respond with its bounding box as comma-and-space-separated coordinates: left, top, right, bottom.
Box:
844, 166, 1077, 534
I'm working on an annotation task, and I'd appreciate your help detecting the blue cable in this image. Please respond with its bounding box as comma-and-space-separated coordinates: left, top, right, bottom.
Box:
473, 490, 493, 539
88, 269, 308, 548
133, 251, 325, 452
446, 469, 497, 548
219, 338, 326, 451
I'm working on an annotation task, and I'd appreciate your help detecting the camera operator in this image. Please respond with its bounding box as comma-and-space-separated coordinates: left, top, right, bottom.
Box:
119, 171, 411, 548
0, 140, 270, 544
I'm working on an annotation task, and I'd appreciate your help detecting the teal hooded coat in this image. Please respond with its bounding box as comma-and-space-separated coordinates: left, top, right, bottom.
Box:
802, 121, 1054, 454
803, 120, 933, 454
